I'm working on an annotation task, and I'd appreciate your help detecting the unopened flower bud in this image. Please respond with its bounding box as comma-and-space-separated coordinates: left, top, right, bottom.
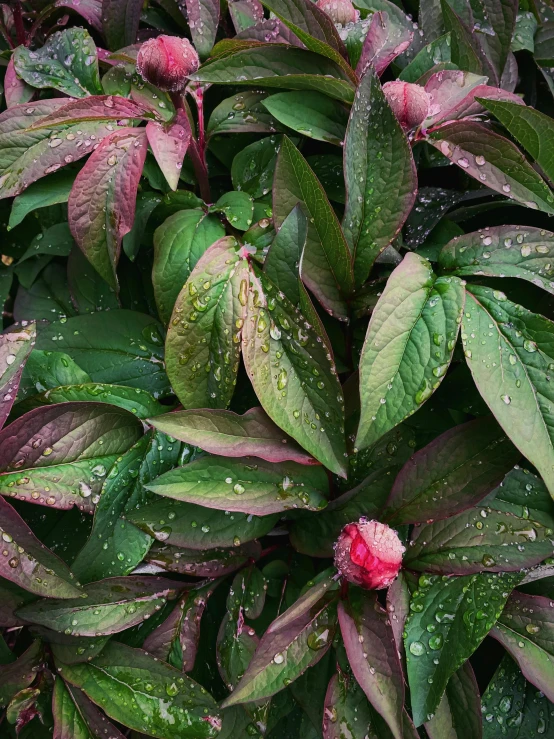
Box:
136, 35, 199, 92
334, 519, 404, 590
316, 0, 358, 25
382, 80, 431, 131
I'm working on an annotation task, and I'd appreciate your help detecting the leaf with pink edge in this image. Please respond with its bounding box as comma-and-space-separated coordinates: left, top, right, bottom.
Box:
144, 540, 261, 577
146, 113, 191, 191
0, 322, 35, 430
185, 0, 220, 59
356, 11, 412, 76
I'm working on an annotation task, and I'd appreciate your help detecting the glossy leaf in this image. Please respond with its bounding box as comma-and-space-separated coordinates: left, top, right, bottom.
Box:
145, 540, 261, 577
342, 68, 417, 286
355, 253, 465, 450
165, 237, 249, 409
273, 136, 354, 319
57, 641, 221, 738
0, 641, 42, 709
405, 571, 521, 726
207, 91, 281, 136
68, 128, 148, 289
185, 0, 220, 59
0, 322, 35, 429
439, 225, 554, 295
53, 678, 95, 739
146, 115, 191, 192
356, 11, 412, 76
9, 172, 74, 229
262, 92, 348, 145
102, 0, 143, 50
424, 662, 482, 739
427, 121, 554, 215
32, 383, 165, 420
338, 588, 404, 739
462, 285, 554, 495
383, 416, 520, 525
26, 95, 154, 129
148, 407, 317, 464
153, 209, 225, 324
147, 456, 328, 514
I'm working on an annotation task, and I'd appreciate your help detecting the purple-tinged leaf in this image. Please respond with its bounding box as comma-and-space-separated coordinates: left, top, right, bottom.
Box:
68, 127, 147, 289
102, 0, 143, 51
146, 113, 191, 192
491, 591, 554, 703
38, 628, 110, 665
475, 0, 517, 81
143, 581, 217, 670
438, 224, 554, 294
338, 588, 404, 739
383, 416, 520, 525
4, 56, 34, 109
56, 642, 221, 738
148, 407, 318, 465
55, 0, 103, 32
0, 402, 142, 512
425, 662, 482, 739
221, 575, 339, 707
0, 580, 35, 627
236, 17, 304, 45
0, 322, 34, 430
0, 101, 123, 200
356, 11, 413, 77
28, 95, 155, 129
427, 121, 554, 214
0, 496, 83, 598
386, 572, 411, 659
145, 540, 261, 577
0, 641, 42, 709
56, 681, 127, 739
405, 571, 522, 727
146, 456, 329, 515
207, 91, 282, 137
404, 467, 554, 575
343, 68, 417, 286
185, 0, 220, 59
229, 0, 264, 33
18, 576, 182, 637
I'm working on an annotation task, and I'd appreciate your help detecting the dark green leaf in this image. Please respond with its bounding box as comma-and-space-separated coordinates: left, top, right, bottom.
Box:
67, 246, 119, 314
399, 34, 452, 83
440, 0, 485, 76
53, 678, 95, 739
0, 322, 34, 429
210, 191, 254, 231
9, 172, 74, 229
263, 92, 348, 145
207, 92, 282, 137
424, 662, 482, 739
17, 350, 91, 402
145, 540, 261, 577
231, 136, 282, 198
185, 0, 220, 59
30, 383, 165, 420
0, 642, 42, 709
102, 0, 143, 50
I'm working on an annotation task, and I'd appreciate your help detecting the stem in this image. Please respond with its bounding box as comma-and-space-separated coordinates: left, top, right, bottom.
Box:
12, 0, 26, 46
170, 89, 211, 204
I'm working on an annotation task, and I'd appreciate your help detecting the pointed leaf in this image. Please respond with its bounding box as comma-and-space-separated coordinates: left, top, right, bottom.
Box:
165, 237, 249, 409
53, 678, 95, 739
342, 68, 417, 286
405, 571, 521, 726
356, 11, 412, 76
147, 456, 328, 514
273, 136, 353, 319
440, 0, 486, 76
145, 541, 261, 577
146, 115, 191, 192
0, 496, 83, 598
462, 284, 554, 495
427, 121, 554, 214
9, 172, 74, 229
0, 642, 42, 709
27, 95, 154, 129
57, 641, 221, 738
102, 0, 143, 50
355, 253, 465, 450
33, 383, 165, 420
0, 322, 34, 429
185, 0, 220, 59
474, 0, 517, 79
383, 416, 520, 525
262, 92, 348, 145
148, 407, 317, 464
68, 128, 147, 289
4, 56, 34, 109
338, 589, 404, 739
424, 662, 482, 739
207, 91, 281, 136
210, 191, 254, 231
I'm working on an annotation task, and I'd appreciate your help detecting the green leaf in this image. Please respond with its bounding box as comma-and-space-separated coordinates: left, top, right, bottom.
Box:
13, 29, 102, 98
273, 136, 354, 320
18, 223, 74, 264
491, 591, 554, 703
342, 68, 417, 286
439, 224, 554, 295
383, 416, 520, 525
0, 496, 83, 598
243, 266, 347, 476
440, 0, 485, 76
262, 92, 347, 146
222, 576, 338, 707
355, 253, 465, 451
153, 209, 225, 324
185, 0, 220, 59
53, 678, 95, 739
145, 540, 261, 577
189, 46, 356, 104
424, 662, 482, 739
462, 284, 554, 495
0, 322, 35, 429
57, 641, 221, 738
207, 92, 282, 137
231, 136, 282, 199
18, 350, 91, 402
126, 497, 279, 549
404, 467, 554, 574
209, 191, 254, 231
147, 456, 328, 514
9, 171, 75, 229
263, 203, 307, 306
405, 571, 521, 727
66, 246, 120, 314
30, 383, 165, 420
473, 0, 517, 80
480, 98, 554, 186
338, 589, 404, 739
18, 575, 182, 636
102, 0, 143, 50
68, 128, 148, 289
427, 121, 554, 214
35, 310, 169, 396
399, 34, 452, 83
165, 237, 249, 409
0, 642, 42, 708
0, 401, 142, 512
481, 653, 554, 737
148, 407, 317, 464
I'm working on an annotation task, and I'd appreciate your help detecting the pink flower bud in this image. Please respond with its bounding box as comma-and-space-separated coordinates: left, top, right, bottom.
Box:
382, 80, 431, 132
316, 0, 358, 25
136, 35, 200, 92
334, 519, 404, 590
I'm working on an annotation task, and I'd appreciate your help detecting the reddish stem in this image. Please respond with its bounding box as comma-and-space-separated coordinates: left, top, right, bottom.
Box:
170, 88, 211, 204
12, 0, 26, 45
